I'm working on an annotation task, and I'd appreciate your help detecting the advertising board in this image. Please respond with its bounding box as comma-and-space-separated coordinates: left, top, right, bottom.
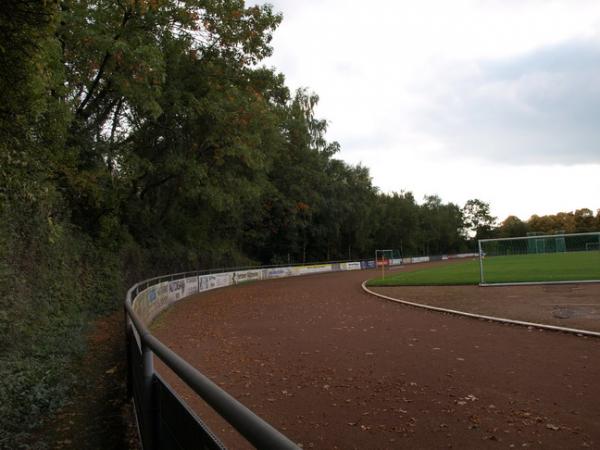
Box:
290, 264, 333, 276
410, 256, 430, 263
341, 261, 361, 271
360, 260, 376, 269
133, 281, 170, 324
448, 253, 478, 259
263, 267, 292, 279
184, 276, 199, 296
168, 280, 186, 303
233, 269, 262, 284
209, 272, 233, 289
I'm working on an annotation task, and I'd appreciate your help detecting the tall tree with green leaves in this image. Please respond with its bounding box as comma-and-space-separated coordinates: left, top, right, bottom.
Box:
462, 198, 497, 239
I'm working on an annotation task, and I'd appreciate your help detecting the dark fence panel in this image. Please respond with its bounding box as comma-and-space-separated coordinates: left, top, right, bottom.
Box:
128, 332, 153, 449
125, 278, 300, 450
155, 374, 225, 450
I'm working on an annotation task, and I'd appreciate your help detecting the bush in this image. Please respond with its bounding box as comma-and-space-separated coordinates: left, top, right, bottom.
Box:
0, 197, 127, 448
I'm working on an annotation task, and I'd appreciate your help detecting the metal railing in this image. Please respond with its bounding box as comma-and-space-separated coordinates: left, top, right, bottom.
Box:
125, 255, 481, 447
125, 259, 368, 449
125, 266, 309, 449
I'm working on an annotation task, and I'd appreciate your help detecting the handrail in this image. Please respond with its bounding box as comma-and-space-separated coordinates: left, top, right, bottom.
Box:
125, 298, 298, 449
125, 254, 477, 447
125, 258, 370, 449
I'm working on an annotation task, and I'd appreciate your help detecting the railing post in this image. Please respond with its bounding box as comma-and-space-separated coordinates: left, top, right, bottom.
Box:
141, 343, 156, 450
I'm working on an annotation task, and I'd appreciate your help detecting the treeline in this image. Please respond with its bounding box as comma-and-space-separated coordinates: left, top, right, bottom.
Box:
1, 0, 599, 445
0, 0, 469, 443
496, 209, 600, 237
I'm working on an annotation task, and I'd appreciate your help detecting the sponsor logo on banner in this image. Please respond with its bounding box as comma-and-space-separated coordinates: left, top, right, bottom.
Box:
376, 259, 390, 267
331, 263, 341, 271
136, 281, 169, 324
168, 280, 185, 302
411, 256, 430, 263
366, 260, 376, 269
209, 272, 233, 289
263, 267, 292, 279
442, 255, 449, 260
198, 275, 210, 292
184, 277, 199, 296
448, 253, 478, 259
389, 258, 403, 266
291, 264, 333, 276
341, 262, 361, 271
234, 270, 262, 284
148, 288, 157, 304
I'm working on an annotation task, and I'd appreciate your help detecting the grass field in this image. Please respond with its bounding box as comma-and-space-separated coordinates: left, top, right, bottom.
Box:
367, 251, 600, 286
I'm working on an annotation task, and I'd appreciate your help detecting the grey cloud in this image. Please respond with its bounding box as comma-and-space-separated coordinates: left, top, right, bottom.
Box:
421, 39, 600, 164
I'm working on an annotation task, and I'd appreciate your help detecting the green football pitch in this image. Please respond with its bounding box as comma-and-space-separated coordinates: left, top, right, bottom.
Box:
367, 251, 600, 286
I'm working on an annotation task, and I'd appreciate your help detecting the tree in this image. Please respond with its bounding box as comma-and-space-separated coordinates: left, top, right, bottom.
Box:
498, 215, 528, 237
574, 208, 596, 232
55, 0, 283, 235
462, 199, 496, 239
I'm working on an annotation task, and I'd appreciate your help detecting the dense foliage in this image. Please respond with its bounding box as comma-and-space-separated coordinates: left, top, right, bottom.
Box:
1, 0, 599, 446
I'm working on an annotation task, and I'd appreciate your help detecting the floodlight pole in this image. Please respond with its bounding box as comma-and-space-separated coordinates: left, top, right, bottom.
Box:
478, 240, 485, 284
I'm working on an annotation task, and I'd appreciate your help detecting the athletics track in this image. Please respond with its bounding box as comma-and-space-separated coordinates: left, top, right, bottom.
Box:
152, 268, 600, 449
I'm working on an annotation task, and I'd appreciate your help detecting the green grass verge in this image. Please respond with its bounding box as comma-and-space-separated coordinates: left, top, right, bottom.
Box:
367, 251, 600, 286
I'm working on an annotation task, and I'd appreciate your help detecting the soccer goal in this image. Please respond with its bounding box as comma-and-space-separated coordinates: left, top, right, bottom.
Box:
586, 241, 600, 251
374, 249, 402, 279
478, 231, 600, 286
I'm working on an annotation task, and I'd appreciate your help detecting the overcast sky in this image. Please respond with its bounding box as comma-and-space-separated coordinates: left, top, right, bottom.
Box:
250, 0, 600, 222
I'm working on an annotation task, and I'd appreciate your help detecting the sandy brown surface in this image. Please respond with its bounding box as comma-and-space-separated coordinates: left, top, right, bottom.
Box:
153, 269, 600, 449
372, 281, 600, 333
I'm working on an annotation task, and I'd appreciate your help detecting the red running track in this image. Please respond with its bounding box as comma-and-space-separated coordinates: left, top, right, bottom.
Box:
153, 269, 600, 449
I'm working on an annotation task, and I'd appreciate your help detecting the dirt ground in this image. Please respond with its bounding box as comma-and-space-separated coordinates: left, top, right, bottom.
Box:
372, 273, 600, 333
32, 310, 139, 450
153, 268, 600, 449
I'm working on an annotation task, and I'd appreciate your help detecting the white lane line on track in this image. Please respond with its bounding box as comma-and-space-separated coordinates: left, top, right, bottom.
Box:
361, 280, 600, 339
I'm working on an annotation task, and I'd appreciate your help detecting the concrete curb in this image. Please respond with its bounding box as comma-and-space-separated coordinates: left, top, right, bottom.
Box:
361, 280, 600, 338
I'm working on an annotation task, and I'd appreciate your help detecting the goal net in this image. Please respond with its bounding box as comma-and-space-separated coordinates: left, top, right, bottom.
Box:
478, 232, 600, 285
375, 249, 402, 267
374, 249, 402, 279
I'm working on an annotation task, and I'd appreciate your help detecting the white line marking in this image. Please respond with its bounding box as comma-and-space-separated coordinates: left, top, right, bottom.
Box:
361, 281, 600, 338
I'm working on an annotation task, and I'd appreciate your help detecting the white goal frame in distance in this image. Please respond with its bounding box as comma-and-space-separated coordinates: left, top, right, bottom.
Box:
375, 249, 395, 280
477, 231, 600, 287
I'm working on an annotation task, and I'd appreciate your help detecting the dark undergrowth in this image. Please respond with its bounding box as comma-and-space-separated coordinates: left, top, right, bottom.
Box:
0, 203, 130, 449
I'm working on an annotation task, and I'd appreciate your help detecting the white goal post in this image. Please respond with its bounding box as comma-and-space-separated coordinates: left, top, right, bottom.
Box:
374, 249, 402, 279
477, 231, 600, 286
